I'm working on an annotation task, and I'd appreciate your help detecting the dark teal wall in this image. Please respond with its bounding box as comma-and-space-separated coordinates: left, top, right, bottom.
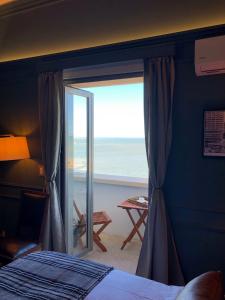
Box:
165, 43, 225, 282
0, 73, 44, 190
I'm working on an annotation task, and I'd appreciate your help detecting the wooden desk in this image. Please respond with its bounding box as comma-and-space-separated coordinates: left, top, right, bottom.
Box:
118, 199, 148, 250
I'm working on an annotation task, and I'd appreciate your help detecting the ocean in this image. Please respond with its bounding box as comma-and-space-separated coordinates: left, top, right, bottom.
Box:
68, 137, 148, 179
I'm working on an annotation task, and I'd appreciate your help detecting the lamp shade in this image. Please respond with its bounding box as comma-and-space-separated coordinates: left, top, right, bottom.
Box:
0, 136, 30, 161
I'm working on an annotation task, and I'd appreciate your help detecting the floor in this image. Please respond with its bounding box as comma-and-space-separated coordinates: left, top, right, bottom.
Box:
83, 233, 142, 274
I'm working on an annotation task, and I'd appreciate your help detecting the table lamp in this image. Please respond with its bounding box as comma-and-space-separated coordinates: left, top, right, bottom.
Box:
0, 135, 30, 161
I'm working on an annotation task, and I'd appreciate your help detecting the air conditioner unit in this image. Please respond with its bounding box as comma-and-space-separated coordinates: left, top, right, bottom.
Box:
195, 35, 225, 76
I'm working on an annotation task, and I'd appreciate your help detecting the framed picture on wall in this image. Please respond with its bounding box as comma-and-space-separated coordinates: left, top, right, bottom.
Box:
203, 110, 225, 157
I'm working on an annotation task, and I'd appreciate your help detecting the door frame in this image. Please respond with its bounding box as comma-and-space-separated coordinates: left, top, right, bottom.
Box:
63, 85, 94, 256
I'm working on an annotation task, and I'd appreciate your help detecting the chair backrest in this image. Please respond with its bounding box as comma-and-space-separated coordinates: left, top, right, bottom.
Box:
18, 190, 49, 242
73, 200, 83, 221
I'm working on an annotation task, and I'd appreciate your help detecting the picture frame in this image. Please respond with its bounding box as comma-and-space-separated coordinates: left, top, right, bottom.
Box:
203, 110, 225, 157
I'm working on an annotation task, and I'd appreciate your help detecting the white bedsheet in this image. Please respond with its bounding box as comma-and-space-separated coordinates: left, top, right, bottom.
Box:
86, 270, 183, 300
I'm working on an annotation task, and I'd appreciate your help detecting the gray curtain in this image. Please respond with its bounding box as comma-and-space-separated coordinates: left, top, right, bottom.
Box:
38, 71, 66, 252
136, 57, 184, 285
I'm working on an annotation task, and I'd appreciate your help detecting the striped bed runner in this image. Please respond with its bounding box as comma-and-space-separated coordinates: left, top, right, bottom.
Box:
0, 251, 113, 299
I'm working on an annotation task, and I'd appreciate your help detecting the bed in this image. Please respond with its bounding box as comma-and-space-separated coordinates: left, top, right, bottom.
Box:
86, 269, 182, 300
0, 251, 223, 300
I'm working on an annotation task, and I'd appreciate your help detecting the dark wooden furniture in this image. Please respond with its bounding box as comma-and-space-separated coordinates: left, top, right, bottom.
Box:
0, 190, 48, 265
118, 198, 148, 250
73, 201, 112, 252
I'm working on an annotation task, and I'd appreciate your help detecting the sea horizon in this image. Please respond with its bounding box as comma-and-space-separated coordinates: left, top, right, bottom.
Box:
68, 137, 148, 179
73, 136, 145, 139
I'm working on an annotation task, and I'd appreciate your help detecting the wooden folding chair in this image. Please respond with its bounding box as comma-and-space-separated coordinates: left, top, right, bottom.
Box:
73, 201, 112, 252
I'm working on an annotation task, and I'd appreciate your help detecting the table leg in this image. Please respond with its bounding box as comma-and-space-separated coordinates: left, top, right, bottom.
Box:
127, 209, 143, 241
137, 209, 147, 226
121, 209, 148, 250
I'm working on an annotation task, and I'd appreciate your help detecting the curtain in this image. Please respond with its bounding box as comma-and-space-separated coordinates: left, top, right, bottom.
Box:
38, 71, 66, 252
136, 57, 184, 285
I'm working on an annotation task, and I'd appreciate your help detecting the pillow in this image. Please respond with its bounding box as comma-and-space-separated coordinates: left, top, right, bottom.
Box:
176, 271, 224, 300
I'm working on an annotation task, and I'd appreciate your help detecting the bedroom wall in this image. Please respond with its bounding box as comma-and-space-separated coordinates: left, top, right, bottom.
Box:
0, 68, 43, 194
0, 31, 225, 283
165, 42, 225, 282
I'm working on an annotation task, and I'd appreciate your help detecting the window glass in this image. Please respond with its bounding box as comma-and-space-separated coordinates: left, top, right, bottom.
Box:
75, 82, 148, 179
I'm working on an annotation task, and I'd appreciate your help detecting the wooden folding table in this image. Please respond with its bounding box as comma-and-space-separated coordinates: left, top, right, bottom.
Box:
117, 199, 148, 250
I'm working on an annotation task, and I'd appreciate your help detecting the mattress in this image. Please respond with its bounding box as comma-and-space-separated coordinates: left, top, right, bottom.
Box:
86, 269, 183, 300
0, 251, 183, 299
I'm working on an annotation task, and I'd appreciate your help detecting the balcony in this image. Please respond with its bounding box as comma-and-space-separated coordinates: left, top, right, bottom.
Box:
70, 172, 148, 273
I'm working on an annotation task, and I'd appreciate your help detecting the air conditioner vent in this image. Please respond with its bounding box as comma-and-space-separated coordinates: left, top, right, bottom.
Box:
195, 35, 225, 76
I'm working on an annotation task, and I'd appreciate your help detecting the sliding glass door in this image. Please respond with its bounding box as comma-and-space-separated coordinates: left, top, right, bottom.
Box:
64, 86, 94, 256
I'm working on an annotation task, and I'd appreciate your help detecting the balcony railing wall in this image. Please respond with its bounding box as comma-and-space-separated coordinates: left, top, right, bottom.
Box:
71, 173, 148, 238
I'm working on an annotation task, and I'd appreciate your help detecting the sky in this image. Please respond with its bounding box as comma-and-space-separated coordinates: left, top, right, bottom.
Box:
72, 83, 144, 138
